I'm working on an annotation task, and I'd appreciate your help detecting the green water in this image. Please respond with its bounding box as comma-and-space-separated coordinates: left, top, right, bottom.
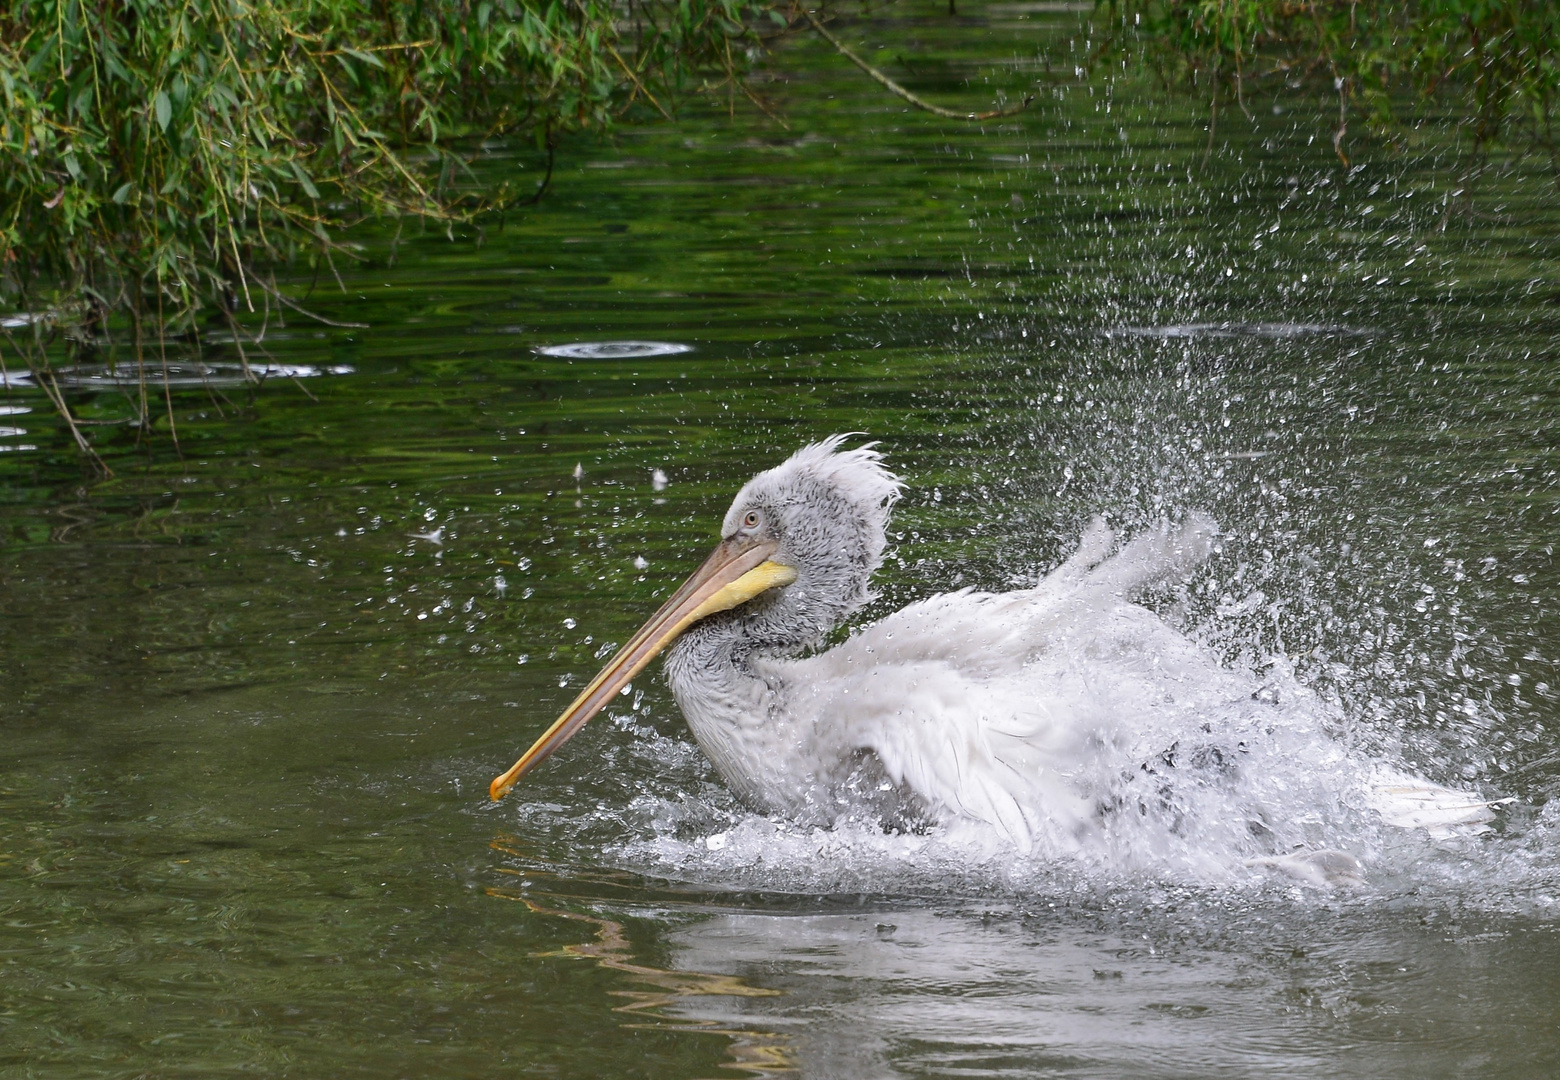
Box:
3, 6, 1559, 1076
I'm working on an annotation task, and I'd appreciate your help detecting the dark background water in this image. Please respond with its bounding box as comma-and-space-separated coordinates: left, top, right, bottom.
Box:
2, 4, 1558, 1076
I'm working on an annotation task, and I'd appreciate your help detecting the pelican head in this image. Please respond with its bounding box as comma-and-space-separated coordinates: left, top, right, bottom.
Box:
490, 436, 901, 800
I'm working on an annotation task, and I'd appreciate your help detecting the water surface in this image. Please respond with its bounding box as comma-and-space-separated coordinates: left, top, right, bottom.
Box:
2, 5, 1558, 1076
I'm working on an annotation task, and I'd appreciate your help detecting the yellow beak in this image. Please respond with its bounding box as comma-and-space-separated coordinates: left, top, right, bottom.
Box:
489, 535, 797, 801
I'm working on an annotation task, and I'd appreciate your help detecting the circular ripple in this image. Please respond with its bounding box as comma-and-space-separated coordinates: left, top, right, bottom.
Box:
46, 362, 354, 388
536, 340, 692, 359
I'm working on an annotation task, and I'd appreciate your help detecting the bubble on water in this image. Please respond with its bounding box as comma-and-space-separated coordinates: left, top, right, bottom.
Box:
563, 617, 577, 629
536, 341, 692, 359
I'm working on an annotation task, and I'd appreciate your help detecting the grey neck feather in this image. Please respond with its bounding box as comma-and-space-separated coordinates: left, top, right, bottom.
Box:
664, 435, 899, 727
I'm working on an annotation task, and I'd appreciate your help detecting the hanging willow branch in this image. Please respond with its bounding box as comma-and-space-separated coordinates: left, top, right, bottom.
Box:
803, 9, 1033, 121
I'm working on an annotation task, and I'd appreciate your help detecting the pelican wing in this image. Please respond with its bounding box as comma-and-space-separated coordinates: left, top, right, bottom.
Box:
1368, 769, 1510, 838
825, 513, 1217, 679
765, 515, 1224, 851
771, 648, 1102, 850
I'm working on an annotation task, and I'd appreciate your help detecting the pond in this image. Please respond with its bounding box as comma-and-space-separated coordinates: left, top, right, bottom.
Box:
2, 5, 1558, 1077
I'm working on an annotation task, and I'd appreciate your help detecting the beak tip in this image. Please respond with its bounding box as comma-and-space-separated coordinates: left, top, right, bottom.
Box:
484, 538, 785, 807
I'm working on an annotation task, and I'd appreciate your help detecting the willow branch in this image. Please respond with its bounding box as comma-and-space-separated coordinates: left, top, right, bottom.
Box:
803, 10, 1032, 122
608, 44, 672, 120
258, 276, 369, 328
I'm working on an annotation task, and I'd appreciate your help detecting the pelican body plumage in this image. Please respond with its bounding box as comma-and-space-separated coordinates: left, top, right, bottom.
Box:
492, 437, 1503, 877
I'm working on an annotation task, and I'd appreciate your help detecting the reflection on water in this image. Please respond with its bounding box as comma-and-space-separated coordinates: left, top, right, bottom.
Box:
661, 902, 1560, 1078
487, 850, 794, 1075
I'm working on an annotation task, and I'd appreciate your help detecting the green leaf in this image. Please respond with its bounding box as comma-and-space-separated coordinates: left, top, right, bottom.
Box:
342, 48, 385, 69
154, 88, 171, 130
112, 182, 134, 204
289, 160, 320, 199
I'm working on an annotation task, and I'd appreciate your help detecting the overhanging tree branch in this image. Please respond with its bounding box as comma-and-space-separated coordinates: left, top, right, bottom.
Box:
803, 9, 1033, 122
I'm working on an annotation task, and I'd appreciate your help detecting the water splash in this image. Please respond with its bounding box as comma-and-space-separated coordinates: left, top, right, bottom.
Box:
1103, 322, 1368, 339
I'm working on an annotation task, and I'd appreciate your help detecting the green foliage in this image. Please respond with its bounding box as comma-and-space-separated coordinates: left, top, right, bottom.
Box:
0, 0, 772, 347
1104, 0, 1559, 162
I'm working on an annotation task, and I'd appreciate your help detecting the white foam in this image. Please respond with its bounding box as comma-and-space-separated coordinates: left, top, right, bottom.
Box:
583, 646, 1555, 909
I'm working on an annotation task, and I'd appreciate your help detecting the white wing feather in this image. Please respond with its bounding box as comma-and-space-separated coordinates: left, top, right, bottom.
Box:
1368, 769, 1511, 838
767, 515, 1224, 850
740, 510, 1507, 858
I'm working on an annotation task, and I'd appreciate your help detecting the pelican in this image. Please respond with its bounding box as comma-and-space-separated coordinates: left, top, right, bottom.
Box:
491, 437, 1503, 880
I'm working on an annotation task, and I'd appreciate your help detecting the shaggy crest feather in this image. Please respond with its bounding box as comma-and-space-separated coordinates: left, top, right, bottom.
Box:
723, 434, 901, 572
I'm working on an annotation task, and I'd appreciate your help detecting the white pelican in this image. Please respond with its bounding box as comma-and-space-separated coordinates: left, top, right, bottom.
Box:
491, 437, 1503, 880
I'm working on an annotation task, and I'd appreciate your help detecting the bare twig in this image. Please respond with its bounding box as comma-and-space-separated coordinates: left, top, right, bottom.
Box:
741, 79, 790, 129
608, 45, 672, 120
288, 373, 320, 401
803, 10, 1033, 122
257, 276, 370, 328
523, 131, 557, 206
0, 320, 110, 473
156, 292, 181, 457
17, 348, 111, 475
224, 310, 255, 383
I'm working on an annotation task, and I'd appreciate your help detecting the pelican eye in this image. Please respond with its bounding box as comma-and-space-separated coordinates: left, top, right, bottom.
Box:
742, 509, 762, 530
